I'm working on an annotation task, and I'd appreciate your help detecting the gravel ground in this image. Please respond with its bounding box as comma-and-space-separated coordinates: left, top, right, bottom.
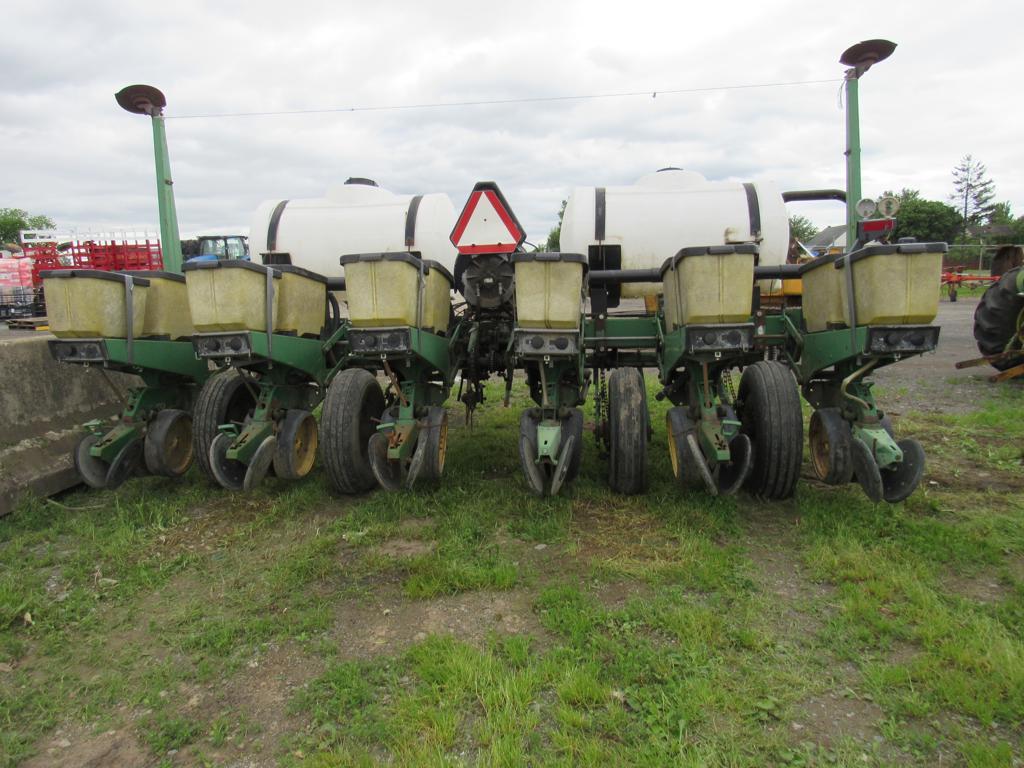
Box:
870, 296, 1015, 415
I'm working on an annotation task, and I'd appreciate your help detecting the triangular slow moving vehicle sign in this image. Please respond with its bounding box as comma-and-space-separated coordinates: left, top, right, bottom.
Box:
450, 182, 526, 255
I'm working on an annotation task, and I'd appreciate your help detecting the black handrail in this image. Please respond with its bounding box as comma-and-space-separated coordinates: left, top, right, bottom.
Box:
782, 189, 847, 203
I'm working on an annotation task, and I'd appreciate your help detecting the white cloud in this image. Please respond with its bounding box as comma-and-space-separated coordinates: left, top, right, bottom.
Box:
1, 0, 1020, 242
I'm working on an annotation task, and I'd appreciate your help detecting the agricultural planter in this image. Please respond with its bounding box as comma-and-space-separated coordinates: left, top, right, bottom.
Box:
43, 269, 211, 487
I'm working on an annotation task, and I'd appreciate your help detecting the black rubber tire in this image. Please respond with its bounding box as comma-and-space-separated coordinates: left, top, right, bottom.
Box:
417, 406, 448, 481
273, 410, 319, 480
144, 409, 194, 478
209, 432, 246, 491
243, 436, 278, 492
738, 361, 803, 500
850, 437, 883, 503
563, 408, 584, 482
105, 438, 144, 491
716, 433, 753, 496
880, 438, 926, 504
193, 369, 258, 481
666, 407, 702, 489
320, 368, 385, 494
74, 433, 109, 489
368, 431, 403, 491
518, 410, 547, 496
607, 368, 648, 495
809, 408, 854, 486
974, 266, 1024, 371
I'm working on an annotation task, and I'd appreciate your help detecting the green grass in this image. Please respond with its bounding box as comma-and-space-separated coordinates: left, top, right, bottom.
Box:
1, 378, 1022, 766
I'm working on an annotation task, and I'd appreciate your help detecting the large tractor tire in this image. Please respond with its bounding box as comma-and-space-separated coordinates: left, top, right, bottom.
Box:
738, 361, 803, 500
193, 369, 258, 481
320, 368, 384, 494
974, 266, 1024, 371
607, 368, 648, 495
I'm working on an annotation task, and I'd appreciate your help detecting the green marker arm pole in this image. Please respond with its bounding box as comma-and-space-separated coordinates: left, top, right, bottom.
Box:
844, 71, 861, 251
151, 113, 183, 273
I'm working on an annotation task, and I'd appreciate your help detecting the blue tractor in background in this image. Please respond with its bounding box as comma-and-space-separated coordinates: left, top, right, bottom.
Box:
182, 234, 249, 263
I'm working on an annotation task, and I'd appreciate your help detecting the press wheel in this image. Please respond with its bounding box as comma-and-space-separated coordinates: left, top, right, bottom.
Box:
105, 438, 144, 490
407, 407, 448, 488
518, 411, 548, 496
369, 431, 403, 491
715, 433, 753, 496
243, 436, 278, 491
850, 437, 883, 503
880, 438, 926, 503
209, 432, 246, 491
549, 434, 576, 496
74, 433, 109, 489
562, 408, 585, 482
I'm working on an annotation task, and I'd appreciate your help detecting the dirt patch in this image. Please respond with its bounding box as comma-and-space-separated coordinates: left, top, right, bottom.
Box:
904, 429, 1024, 494
397, 517, 435, 533
330, 587, 550, 659
747, 541, 828, 602
793, 690, 884, 748
569, 500, 671, 562
373, 538, 436, 559
23, 724, 149, 768
188, 642, 325, 767
942, 568, 1010, 604
887, 640, 920, 666
1008, 554, 1024, 583
743, 510, 834, 634
593, 579, 655, 609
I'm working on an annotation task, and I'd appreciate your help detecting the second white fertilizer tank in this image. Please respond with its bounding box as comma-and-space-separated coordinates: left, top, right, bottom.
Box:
248, 178, 459, 276
559, 168, 789, 297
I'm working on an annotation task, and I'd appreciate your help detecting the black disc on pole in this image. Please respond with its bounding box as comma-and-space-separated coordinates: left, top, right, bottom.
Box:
115, 84, 167, 115
840, 40, 896, 70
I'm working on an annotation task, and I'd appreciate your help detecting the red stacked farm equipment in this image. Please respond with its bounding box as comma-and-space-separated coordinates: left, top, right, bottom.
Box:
3, 233, 164, 323
0, 255, 36, 320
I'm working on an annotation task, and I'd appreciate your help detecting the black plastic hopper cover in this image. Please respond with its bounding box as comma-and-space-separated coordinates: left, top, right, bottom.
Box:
840, 39, 896, 69
115, 84, 167, 115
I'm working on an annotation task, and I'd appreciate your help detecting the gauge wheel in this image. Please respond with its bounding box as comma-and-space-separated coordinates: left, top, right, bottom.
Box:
273, 410, 319, 480
809, 408, 854, 486
144, 409, 194, 478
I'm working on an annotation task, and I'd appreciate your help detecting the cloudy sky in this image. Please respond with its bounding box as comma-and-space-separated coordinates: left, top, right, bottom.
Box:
2, 0, 1020, 243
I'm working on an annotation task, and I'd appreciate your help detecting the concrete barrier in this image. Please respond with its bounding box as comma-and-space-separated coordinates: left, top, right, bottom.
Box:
0, 333, 140, 516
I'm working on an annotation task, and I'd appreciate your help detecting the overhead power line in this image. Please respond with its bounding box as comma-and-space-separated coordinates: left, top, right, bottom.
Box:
166, 77, 842, 120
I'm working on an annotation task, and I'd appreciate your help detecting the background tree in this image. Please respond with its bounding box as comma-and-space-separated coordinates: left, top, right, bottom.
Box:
998, 215, 1024, 246
788, 214, 818, 243
544, 199, 567, 251
988, 201, 1013, 226
0, 208, 55, 244
950, 154, 996, 242
882, 188, 921, 203
891, 195, 962, 244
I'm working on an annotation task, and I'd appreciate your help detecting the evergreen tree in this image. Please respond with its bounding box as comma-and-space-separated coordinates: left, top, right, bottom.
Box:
989, 201, 1013, 226
544, 199, 567, 251
950, 154, 996, 241
788, 215, 818, 242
